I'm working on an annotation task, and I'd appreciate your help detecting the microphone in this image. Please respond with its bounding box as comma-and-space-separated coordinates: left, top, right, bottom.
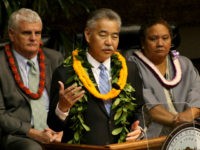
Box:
112, 83, 121, 90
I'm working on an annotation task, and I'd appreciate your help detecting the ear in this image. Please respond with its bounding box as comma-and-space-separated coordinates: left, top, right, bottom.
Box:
84, 28, 91, 43
8, 29, 15, 42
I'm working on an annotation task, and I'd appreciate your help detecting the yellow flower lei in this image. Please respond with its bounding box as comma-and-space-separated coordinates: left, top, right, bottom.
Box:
72, 49, 127, 100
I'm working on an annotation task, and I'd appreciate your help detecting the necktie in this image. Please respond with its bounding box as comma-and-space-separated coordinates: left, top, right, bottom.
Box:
99, 64, 112, 114
27, 60, 48, 130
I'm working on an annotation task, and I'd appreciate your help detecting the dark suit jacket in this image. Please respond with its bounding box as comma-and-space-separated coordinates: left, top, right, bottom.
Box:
48, 61, 138, 146
126, 60, 145, 127
0, 46, 63, 144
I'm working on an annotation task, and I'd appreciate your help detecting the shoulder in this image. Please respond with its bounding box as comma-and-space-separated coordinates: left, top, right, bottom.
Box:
53, 61, 74, 76
125, 50, 143, 66
0, 47, 7, 62
126, 59, 139, 73
54, 63, 71, 73
0, 48, 5, 56
175, 55, 199, 76
42, 47, 64, 69
178, 55, 194, 68
42, 47, 63, 60
178, 55, 192, 62
52, 62, 75, 85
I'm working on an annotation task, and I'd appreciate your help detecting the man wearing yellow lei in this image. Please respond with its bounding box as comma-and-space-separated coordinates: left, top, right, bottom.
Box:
48, 8, 143, 145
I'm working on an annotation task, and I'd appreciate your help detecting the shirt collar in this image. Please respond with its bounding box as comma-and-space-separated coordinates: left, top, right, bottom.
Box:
13, 50, 38, 69
86, 52, 111, 71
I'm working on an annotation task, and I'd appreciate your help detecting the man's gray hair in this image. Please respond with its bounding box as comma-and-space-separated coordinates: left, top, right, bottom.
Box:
86, 8, 121, 29
8, 8, 42, 30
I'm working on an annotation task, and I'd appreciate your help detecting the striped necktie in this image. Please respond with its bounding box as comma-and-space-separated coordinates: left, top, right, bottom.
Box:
99, 64, 112, 114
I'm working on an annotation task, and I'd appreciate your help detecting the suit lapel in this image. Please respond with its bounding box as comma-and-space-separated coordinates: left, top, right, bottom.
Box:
44, 57, 51, 94
9, 53, 31, 102
96, 98, 111, 117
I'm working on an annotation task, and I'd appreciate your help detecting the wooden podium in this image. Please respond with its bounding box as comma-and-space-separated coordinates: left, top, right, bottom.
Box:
42, 136, 166, 150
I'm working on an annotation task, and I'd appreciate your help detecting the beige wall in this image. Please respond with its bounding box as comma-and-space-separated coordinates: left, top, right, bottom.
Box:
178, 26, 200, 59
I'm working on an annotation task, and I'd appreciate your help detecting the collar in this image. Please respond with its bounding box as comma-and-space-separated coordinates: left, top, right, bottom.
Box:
13, 50, 38, 70
86, 52, 111, 71
134, 50, 182, 88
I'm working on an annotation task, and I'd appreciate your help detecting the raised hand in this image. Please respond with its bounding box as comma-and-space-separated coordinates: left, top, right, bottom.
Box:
57, 81, 85, 112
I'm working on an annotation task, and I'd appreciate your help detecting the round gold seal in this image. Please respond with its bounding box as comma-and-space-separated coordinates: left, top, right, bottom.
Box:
162, 123, 200, 150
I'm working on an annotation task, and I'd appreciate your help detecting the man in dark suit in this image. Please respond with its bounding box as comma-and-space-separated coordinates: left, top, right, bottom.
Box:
0, 8, 63, 150
48, 8, 143, 145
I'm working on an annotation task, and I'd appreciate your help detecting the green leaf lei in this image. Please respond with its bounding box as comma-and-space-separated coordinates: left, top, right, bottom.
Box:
63, 49, 137, 144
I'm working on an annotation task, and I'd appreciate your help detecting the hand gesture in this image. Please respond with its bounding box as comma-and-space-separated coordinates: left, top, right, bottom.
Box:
58, 81, 85, 112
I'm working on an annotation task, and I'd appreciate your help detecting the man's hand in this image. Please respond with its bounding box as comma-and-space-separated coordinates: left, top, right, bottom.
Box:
126, 120, 143, 142
44, 128, 63, 143
27, 128, 53, 143
58, 81, 85, 112
27, 128, 63, 143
